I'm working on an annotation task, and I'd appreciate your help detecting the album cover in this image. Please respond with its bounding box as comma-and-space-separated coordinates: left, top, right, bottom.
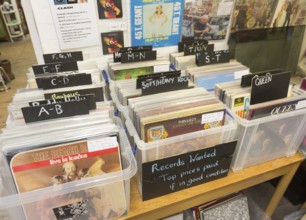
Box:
114, 66, 154, 80
130, 0, 184, 48
182, 0, 234, 42
142, 108, 225, 143
101, 31, 124, 55
8, 137, 126, 220
232, 0, 278, 31
97, 0, 123, 19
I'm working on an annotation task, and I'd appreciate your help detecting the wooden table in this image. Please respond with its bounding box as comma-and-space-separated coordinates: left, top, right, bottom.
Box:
120, 153, 305, 220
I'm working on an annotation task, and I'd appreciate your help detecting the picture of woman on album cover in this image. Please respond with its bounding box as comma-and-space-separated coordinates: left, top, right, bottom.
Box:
97, 0, 123, 19
101, 31, 124, 55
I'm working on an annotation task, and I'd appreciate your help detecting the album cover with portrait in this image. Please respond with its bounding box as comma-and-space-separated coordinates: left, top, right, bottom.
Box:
101, 31, 124, 55
7, 137, 126, 220
97, 0, 123, 19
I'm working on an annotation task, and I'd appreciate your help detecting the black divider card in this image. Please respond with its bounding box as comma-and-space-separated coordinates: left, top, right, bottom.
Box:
35, 74, 92, 90
113, 46, 152, 62
142, 76, 189, 96
44, 87, 104, 102
120, 51, 157, 63
43, 51, 83, 64
29, 95, 96, 110
32, 62, 79, 75
136, 71, 181, 89
142, 141, 237, 201
184, 44, 214, 56
240, 69, 283, 87
196, 50, 230, 66
178, 40, 208, 52
22, 100, 89, 123
250, 71, 291, 105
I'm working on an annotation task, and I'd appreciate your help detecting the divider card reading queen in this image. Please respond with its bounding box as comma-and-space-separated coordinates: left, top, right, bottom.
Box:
130, 0, 184, 48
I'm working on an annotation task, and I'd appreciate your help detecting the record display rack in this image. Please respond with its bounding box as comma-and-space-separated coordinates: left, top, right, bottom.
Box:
119, 153, 305, 220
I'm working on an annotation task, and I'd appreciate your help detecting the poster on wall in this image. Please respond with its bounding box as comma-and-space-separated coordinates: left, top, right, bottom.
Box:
97, 0, 123, 19
130, 0, 184, 48
182, 0, 234, 42
231, 0, 278, 31
271, 0, 306, 28
101, 31, 124, 55
49, 0, 100, 50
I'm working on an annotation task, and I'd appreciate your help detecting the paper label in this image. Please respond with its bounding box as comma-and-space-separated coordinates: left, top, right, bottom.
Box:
217, 1, 234, 16
201, 111, 224, 124
154, 64, 169, 73
296, 100, 306, 110
234, 69, 250, 79
87, 136, 118, 152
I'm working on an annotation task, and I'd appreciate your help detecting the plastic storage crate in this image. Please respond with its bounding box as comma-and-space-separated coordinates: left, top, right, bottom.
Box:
0, 119, 137, 220
231, 108, 306, 172
123, 110, 237, 197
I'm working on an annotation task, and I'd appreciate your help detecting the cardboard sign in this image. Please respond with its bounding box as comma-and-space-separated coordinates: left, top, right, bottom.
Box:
178, 40, 208, 52
43, 51, 83, 64
141, 76, 189, 95
113, 46, 152, 62
184, 44, 214, 56
250, 71, 291, 105
196, 50, 230, 66
35, 74, 92, 90
142, 141, 237, 200
120, 51, 157, 63
32, 62, 79, 75
29, 94, 96, 110
136, 71, 181, 89
22, 100, 89, 123
44, 87, 104, 102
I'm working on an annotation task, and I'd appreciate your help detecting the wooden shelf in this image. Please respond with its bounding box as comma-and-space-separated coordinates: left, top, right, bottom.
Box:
119, 153, 305, 220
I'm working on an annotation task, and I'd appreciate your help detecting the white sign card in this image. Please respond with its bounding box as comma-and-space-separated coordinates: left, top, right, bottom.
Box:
48, 0, 100, 50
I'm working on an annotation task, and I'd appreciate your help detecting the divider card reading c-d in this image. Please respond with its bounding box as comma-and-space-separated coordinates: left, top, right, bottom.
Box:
49, 0, 100, 50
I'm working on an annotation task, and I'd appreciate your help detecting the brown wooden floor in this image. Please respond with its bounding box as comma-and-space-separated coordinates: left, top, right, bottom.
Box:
0, 36, 37, 129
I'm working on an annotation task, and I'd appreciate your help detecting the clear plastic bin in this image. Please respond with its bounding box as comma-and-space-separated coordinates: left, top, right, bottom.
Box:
231, 108, 306, 172
123, 109, 237, 196
0, 118, 137, 220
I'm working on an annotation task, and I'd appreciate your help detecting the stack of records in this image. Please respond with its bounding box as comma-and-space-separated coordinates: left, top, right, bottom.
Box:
188, 61, 249, 92
127, 88, 227, 143
215, 69, 306, 120
0, 52, 134, 220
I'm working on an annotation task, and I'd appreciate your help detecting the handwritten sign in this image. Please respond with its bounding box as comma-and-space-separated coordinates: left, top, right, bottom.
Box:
43, 51, 83, 64
184, 44, 214, 56
142, 141, 237, 200
29, 94, 96, 110
141, 76, 189, 95
178, 40, 208, 52
196, 50, 230, 66
136, 70, 181, 89
22, 100, 89, 123
44, 87, 104, 102
32, 62, 79, 75
35, 74, 92, 90
120, 51, 157, 63
113, 46, 152, 62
